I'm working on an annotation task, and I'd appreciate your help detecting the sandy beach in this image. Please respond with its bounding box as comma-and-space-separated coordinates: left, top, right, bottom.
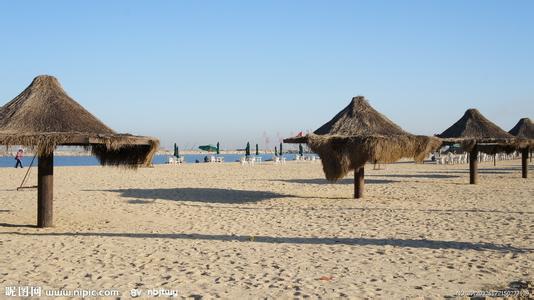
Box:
0, 160, 532, 298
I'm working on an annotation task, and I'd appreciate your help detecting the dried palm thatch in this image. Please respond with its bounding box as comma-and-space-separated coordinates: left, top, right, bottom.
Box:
437, 109, 521, 154
0, 75, 158, 167
285, 96, 441, 181
509, 118, 534, 179
509, 118, 534, 138
91, 138, 159, 167
509, 118, 534, 149
307, 133, 441, 181
313, 96, 408, 136
438, 109, 512, 140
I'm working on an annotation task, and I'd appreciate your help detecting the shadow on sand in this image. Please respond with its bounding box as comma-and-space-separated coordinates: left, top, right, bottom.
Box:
118, 201, 533, 216
3, 231, 531, 253
0, 223, 36, 228
273, 178, 399, 185
366, 174, 460, 179
105, 188, 290, 204
422, 166, 531, 175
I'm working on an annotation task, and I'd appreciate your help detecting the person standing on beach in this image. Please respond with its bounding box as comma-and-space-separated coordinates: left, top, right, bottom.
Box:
14, 149, 23, 168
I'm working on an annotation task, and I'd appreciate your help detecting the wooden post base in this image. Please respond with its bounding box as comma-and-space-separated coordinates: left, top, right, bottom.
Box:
37, 153, 54, 228
522, 148, 528, 179
354, 167, 365, 199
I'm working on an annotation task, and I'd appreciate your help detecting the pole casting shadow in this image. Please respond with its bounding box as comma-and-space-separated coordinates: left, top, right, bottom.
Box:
3, 231, 531, 253
366, 174, 460, 179
106, 188, 290, 204
273, 178, 399, 185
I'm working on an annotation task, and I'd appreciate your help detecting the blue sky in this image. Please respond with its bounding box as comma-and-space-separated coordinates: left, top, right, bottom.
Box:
1, 1, 533, 150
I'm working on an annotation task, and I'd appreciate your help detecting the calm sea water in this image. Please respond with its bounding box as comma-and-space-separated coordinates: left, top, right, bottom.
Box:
0, 153, 299, 168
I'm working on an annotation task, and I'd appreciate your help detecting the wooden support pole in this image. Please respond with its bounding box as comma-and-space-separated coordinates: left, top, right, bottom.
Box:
522, 148, 528, 179
493, 154, 496, 166
37, 153, 54, 228
469, 146, 478, 185
354, 167, 365, 199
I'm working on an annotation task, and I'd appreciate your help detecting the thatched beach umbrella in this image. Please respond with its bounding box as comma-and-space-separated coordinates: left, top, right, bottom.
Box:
284, 96, 441, 198
0, 75, 159, 228
509, 118, 534, 178
437, 109, 518, 184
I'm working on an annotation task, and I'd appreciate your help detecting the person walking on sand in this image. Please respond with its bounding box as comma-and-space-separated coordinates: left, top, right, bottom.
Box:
14, 149, 23, 168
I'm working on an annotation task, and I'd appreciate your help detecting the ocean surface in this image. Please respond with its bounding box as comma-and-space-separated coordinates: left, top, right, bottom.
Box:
0, 153, 302, 168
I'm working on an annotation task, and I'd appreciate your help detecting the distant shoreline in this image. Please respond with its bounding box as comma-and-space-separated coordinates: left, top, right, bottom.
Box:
0, 149, 294, 157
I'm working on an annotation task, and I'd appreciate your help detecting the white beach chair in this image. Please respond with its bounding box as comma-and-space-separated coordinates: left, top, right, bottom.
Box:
446, 153, 454, 164
434, 153, 441, 165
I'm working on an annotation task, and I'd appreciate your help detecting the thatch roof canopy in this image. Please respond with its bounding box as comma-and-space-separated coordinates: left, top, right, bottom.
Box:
0, 75, 158, 167
438, 108, 514, 141
509, 118, 534, 149
285, 96, 408, 144
284, 96, 441, 181
437, 109, 524, 153
314, 96, 408, 136
509, 118, 534, 139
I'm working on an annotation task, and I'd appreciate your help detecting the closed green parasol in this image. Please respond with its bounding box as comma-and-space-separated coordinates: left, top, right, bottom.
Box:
246, 142, 251, 156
